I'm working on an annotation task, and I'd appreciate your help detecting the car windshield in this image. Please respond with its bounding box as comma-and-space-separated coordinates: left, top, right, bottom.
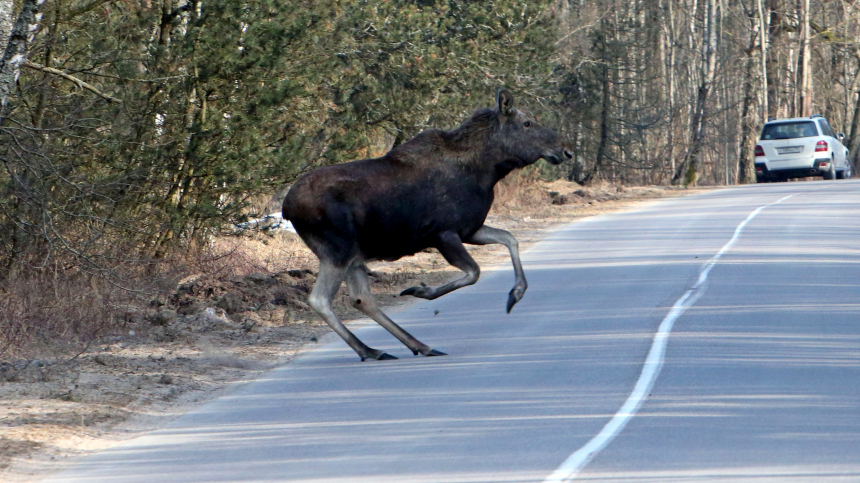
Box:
761, 121, 818, 140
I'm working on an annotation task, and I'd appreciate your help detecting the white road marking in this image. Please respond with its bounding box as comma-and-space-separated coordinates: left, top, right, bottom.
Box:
543, 194, 794, 483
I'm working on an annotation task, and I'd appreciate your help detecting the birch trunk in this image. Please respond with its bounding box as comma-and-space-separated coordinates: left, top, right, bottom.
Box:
756, 0, 768, 118
670, 0, 679, 177
0, 0, 13, 57
0, 0, 43, 116
662, 0, 678, 180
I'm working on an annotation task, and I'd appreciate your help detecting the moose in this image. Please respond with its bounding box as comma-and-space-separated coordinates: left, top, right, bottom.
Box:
282, 89, 572, 361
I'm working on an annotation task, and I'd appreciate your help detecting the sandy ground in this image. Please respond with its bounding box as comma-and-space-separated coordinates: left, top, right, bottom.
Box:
0, 180, 701, 482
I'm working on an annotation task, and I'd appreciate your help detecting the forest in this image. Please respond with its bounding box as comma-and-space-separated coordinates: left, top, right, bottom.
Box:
1, 0, 859, 347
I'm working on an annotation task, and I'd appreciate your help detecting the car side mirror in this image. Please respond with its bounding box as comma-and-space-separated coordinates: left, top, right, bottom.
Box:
838, 133, 845, 141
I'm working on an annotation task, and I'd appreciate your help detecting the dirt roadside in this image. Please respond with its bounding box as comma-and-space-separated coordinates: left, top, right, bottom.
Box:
0, 180, 704, 482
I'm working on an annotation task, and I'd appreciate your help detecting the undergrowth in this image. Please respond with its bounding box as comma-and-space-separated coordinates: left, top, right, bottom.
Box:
0, 174, 584, 361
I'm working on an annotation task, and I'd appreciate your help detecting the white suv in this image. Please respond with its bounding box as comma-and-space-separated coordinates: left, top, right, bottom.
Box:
755, 115, 851, 182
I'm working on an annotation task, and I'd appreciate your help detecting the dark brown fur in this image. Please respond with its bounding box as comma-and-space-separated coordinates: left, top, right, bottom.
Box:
283, 89, 570, 361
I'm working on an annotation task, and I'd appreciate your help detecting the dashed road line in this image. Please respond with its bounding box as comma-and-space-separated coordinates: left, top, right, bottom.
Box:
543, 194, 794, 482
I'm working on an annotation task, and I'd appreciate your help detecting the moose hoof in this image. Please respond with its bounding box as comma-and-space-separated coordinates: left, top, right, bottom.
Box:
400, 282, 434, 299
377, 352, 398, 360
361, 351, 398, 361
412, 348, 446, 356
506, 286, 527, 313
506, 293, 521, 313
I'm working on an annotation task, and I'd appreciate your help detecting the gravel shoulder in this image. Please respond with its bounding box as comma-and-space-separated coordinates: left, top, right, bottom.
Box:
0, 180, 704, 482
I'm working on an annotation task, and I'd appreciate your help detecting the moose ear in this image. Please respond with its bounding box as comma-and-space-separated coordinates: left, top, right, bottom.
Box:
496, 88, 514, 116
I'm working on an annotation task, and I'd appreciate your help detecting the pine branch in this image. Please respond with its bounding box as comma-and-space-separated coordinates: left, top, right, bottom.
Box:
23, 60, 122, 104
64, 0, 115, 20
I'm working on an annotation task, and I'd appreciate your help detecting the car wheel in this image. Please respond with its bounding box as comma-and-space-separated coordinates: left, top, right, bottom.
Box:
825, 158, 836, 180
836, 161, 847, 179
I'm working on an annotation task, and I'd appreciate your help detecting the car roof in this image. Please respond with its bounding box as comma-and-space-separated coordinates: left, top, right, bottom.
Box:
765, 116, 824, 124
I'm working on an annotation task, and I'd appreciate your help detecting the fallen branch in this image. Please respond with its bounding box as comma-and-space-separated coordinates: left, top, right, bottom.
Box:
23, 61, 122, 104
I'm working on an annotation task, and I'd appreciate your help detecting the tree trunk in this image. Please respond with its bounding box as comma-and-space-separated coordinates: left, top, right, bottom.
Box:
738, 21, 760, 184
849, 61, 860, 171
0, 0, 13, 57
566, 128, 585, 183
583, 18, 612, 185
0, 0, 43, 117
797, 0, 811, 117
583, 60, 610, 185
662, 0, 678, 180
756, 0, 768, 118
766, 0, 780, 117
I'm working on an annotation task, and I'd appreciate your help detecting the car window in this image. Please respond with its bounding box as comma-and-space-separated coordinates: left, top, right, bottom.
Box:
818, 119, 835, 138
761, 121, 819, 140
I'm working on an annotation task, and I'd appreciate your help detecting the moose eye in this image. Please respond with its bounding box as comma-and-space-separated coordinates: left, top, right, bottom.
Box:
523, 121, 532, 128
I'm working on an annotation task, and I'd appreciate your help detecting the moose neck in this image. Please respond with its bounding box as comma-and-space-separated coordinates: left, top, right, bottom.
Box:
492, 155, 530, 185
446, 109, 497, 148
445, 110, 524, 188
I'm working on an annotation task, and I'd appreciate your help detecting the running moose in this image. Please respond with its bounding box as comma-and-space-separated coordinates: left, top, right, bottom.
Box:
282, 89, 572, 361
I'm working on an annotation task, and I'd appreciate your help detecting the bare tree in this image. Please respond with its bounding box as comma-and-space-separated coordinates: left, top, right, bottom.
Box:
582, 15, 613, 184
673, 0, 719, 185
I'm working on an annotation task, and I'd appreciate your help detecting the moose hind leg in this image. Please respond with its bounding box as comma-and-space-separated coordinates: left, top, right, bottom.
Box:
309, 261, 397, 361
346, 263, 445, 357
464, 225, 527, 313
400, 231, 480, 300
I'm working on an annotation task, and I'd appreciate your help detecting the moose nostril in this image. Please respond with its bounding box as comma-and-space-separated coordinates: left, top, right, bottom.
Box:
564, 149, 573, 159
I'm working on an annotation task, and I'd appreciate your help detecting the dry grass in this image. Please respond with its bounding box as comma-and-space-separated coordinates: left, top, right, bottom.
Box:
493, 171, 552, 214
0, 272, 135, 361
205, 230, 317, 277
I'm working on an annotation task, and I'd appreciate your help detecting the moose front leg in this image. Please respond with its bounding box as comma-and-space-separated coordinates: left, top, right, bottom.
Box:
464, 225, 527, 313
400, 231, 481, 300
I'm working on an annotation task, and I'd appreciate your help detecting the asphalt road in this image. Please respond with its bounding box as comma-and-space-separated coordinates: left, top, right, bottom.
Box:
44, 180, 860, 482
